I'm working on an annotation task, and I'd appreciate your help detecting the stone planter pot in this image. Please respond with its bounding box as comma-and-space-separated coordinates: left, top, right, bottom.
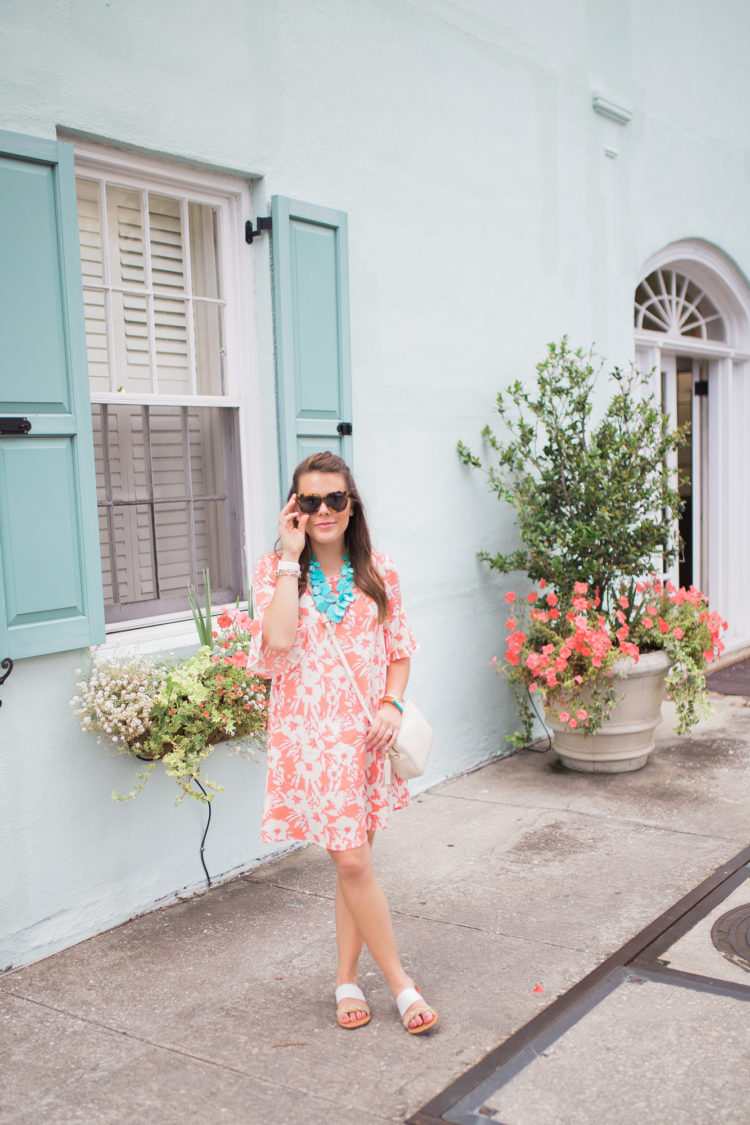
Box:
545, 650, 672, 773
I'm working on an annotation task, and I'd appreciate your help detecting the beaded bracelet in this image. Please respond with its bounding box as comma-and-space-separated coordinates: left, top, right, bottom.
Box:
382, 694, 404, 714
277, 562, 301, 578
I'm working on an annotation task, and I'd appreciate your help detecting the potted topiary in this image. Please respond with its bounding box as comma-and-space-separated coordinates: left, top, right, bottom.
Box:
458, 338, 727, 771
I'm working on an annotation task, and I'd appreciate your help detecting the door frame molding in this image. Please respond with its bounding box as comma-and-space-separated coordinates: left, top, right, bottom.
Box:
634, 239, 750, 650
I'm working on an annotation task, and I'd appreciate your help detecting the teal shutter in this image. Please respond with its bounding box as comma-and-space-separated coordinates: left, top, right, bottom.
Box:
270, 196, 353, 490
0, 130, 104, 659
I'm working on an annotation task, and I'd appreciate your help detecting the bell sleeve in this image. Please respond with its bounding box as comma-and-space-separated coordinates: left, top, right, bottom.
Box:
380, 554, 418, 663
246, 553, 303, 679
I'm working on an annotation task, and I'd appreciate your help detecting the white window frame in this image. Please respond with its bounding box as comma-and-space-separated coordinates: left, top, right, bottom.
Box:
72, 140, 267, 647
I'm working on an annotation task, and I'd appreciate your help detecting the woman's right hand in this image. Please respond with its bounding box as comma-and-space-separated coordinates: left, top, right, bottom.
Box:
278, 494, 309, 560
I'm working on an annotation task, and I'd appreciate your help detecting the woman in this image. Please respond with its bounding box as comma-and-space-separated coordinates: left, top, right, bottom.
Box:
247, 451, 438, 1034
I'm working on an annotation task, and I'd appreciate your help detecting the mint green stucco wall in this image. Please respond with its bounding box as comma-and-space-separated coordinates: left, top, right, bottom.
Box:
1, 0, 749, 966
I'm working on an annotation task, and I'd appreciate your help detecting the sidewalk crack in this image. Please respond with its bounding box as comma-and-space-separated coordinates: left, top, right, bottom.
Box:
2, 990, 395, 1119
427, 790, 744, 842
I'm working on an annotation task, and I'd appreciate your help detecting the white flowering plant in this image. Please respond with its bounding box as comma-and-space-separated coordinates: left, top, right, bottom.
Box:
73, 608, 269, 804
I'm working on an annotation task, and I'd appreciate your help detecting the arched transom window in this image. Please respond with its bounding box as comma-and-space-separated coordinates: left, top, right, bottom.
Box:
634, 268, 725, 341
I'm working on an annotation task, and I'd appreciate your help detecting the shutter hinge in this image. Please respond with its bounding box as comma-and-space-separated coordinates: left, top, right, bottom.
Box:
245, 216, 272, 244
694, 380, 709, 397
0, 417, 32, 434
337, 422, 353, 436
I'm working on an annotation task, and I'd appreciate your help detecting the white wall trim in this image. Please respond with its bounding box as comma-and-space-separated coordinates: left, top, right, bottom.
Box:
72, 139, 268, 644
592, 93, 633, 125
634, 241, 750, 649
636, 239, 750, 353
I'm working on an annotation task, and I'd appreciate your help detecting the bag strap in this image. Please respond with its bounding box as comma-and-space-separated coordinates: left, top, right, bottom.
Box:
320, 616, 396, 787
321, 617, 375, 722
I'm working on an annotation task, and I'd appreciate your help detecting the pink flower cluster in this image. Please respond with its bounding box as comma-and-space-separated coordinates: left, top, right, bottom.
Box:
211, 607, 262, 669
499, 576, 728, 731
635, 578, 727, 664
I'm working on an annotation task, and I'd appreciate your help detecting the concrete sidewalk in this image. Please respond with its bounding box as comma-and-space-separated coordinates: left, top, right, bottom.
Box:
2, 694, 749, 1124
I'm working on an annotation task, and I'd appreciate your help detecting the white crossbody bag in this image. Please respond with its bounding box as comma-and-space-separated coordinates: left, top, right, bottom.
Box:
322, 618, 434, 783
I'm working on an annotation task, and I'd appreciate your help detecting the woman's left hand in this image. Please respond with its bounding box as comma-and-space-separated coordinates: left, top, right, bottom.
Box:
365, 703, 402, 753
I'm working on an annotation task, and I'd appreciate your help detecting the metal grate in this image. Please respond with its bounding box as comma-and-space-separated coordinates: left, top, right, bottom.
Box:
711, 904, 750, 973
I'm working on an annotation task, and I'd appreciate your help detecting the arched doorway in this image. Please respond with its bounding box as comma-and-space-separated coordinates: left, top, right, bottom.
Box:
634, 240, 750, 651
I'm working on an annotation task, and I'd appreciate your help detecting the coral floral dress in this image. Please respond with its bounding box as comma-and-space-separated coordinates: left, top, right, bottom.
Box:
247, 551, 417, 851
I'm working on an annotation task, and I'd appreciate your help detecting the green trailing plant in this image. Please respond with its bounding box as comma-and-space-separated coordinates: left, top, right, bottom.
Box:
73, 606, 268, 804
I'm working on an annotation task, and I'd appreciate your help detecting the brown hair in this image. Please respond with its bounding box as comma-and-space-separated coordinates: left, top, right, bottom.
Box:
284, 450, 389, 623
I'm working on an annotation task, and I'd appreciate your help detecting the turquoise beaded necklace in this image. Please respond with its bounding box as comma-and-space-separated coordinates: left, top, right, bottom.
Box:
309, 554, 355, 623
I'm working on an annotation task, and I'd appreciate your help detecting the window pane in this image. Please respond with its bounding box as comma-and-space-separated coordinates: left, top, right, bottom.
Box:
76, 179, 104, 283
76, 181, 109, 389
193, 500, 231, 586
153, 502, 193, 596
114, 504, 157, 604
82, 287, 110, 391
149, 194, 186, 294
95, 403, 153, 503
98, 506, 115, 605
189, 407, 220, 495
110, 291, 152, 393
154, 296, 191, 394
194, 300, 226, 394
189, 202, 222, 299
91, 405, 109, 504
93, 403, 243, 621
106, 186, 145, 289
149, 407, 188, 500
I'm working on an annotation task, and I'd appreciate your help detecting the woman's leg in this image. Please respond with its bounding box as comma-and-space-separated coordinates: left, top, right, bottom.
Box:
329, 835, 435, 1029
334, 831, 372, 1024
